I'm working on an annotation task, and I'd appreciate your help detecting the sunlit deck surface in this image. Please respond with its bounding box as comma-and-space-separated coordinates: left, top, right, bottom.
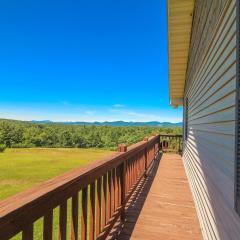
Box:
116, 153, 202, 240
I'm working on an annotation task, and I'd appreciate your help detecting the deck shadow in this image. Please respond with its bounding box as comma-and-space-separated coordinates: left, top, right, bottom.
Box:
112, 153, 162, 240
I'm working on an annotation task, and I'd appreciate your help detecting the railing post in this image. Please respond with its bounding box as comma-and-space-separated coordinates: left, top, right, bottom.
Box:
158, 134, 161, 153
178, 136, 182, 154
159, 135, 162, 152
144, 137, 148, 177
155, 134, 160, 156
118, 144, 127, 153
118, 144, 127, 222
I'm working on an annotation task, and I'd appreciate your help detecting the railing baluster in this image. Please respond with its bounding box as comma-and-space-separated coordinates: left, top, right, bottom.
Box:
115, 167, 118, 210
131, 159, 134, 186
136, 157, 138, 181
128, 161, 130, 192
139, 153, 142, 177
43, 210, 53, 240
129, 160, 132, 190
137, 154, 139, 178
138, 154, 140, 179
112, 169, 115, 215
22, 224, 33, 240
81, 187, 88, 240
121, 161, 126, 221
96, 177, 102, 237
136, 155, 138, 181
144, 143, 148, 176
126, 160, 129, 194
107, 170, 112, 220
118, 144, 127, 222
102, 174, 107, 228
119, 166, 122, 206
130, 161, 132, 190
138, 155, 140, 178
89, 182, 96, 240
133, 158, 135, 185
71, 193, 78, 240
59, 200, 67, 240
142, 150, 145, 173
136, 156, 139, 180
116, 166, 119, 208
134, 157, 137, 183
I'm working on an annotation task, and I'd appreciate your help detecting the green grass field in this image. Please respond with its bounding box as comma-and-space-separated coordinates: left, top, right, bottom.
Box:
0, 148, 113, 240
0, 148, 113, 200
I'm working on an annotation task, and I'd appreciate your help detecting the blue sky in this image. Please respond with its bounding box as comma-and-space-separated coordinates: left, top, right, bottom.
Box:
0, 0, 182, 122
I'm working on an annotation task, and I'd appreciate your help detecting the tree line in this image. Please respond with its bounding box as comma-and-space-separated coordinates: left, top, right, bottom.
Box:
0, 119, 182, 151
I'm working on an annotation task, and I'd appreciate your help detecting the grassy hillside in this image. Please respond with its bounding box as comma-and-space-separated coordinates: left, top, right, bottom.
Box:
0, 148, 112, 200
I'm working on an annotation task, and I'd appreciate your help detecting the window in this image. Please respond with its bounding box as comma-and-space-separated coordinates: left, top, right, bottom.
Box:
235, 0, 240, 215
185, 98, 189, 141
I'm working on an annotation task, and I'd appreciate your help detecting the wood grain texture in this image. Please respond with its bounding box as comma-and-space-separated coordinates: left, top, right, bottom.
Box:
107, 170, 112, 221
96, 177, 102, 237
71, 193, 78, 240
43, 210, 53, 240
102, 174, 107, 229
59, 200, 67, 240
118, 154, 201, 240
89, 182, 96, 240
81, 187, 88, 240
22, 224, 33, 240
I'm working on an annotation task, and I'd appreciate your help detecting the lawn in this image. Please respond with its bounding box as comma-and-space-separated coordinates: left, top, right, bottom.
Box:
0, 148, 113, 239
0, 148, 113, 200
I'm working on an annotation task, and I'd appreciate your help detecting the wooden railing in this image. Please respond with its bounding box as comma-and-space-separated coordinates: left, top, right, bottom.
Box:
159, 134, 183, 154
0, 135, 160, 240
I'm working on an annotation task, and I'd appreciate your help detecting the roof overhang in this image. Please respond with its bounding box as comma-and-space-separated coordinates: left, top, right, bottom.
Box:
168, 0, 195, 107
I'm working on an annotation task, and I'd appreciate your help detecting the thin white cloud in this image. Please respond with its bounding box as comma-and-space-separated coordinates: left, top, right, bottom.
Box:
84, 110, 95, 116
59, 101, 71, 106
113, 104, 125, 108
108, 109, 182, 122
0, 103, 182, 123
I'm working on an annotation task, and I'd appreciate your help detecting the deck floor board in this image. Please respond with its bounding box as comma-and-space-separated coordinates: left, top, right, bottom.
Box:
117, 153, 202, 240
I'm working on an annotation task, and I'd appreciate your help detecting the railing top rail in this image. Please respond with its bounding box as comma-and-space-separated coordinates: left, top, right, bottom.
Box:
159, 134, 182, 137
0, 135, 160, 229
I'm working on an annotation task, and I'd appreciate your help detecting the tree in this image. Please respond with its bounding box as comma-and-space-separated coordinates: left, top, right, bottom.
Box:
0, 119, 182, 150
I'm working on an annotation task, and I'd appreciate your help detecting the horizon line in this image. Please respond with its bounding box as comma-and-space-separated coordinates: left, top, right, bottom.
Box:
0, 118, 182, 124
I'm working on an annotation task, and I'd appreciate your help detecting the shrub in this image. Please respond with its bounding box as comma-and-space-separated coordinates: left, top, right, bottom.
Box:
0, 144, 6, 153
11, 143, 29, 148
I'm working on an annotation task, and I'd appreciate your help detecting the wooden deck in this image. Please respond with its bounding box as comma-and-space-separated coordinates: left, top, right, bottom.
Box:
117, 153, 202, 240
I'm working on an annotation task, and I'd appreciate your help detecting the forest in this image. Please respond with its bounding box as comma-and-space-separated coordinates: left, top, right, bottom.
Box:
0, 119, 182, 151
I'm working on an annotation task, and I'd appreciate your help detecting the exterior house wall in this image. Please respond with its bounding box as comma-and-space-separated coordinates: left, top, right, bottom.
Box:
183, 0, 239, 239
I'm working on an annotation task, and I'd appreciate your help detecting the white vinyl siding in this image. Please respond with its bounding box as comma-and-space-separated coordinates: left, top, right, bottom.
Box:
183, 0, 239, 239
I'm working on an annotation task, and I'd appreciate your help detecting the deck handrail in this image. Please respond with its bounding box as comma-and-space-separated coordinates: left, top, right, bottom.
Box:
159, 134, 183, 153
159, 134, 182, 137
0, 135, 160, 240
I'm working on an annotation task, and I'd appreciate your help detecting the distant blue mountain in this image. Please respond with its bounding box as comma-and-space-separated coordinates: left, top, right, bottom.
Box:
31, 120, 182, 127
31, 120, 52, 124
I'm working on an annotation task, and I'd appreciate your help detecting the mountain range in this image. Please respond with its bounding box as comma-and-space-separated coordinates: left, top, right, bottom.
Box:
31, 120, 182, 127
